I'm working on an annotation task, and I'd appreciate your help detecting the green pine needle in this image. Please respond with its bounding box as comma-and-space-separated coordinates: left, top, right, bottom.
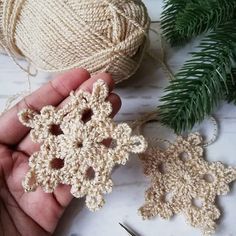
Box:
161, 0, 236, 46
224, 68, 236, 104
175, 0, 236, 38
159, 20, 236, 133
161, 0, 191, 46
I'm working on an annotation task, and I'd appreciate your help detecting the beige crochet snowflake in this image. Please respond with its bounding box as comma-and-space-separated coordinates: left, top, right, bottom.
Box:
18, 79, 147, 211
139, 133, 236, 235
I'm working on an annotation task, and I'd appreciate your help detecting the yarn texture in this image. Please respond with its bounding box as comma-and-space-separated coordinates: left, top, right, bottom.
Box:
0, 0, 150, 83
139, 133, 236, 236
18, 80, 147, 211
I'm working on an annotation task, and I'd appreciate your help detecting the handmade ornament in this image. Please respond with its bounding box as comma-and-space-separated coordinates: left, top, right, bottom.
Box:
18, 80, 147, 211
137, 118, 236, 235
0, 0, 150, 83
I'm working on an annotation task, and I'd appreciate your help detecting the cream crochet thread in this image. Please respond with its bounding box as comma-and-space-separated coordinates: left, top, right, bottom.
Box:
139, 133, 236, 236
0, 0, 150, 83
18, 80, 147, 211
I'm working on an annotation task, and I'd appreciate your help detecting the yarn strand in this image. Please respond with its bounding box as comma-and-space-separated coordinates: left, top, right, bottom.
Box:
0, 0, 150, 83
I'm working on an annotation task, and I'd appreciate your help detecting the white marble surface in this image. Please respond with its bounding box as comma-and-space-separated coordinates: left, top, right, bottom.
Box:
0, 1, 236, 236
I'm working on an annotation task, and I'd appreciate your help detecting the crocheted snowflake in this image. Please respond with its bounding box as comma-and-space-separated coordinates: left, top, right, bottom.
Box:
139, 133, 236, 235
18, 79, 147, 211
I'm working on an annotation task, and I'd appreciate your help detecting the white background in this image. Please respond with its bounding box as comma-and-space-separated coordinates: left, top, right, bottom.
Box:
0, 1, 236, 236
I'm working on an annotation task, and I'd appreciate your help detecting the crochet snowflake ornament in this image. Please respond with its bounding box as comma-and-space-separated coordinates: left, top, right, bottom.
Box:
139, 133, 236, 235
18, 80, 147, 211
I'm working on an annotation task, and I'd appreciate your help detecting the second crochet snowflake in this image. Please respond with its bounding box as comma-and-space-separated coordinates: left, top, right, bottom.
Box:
139, 133, 236, 235
18, 79, 147, 211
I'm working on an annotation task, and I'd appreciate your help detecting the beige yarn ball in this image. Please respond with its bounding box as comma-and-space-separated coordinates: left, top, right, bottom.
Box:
0, 0, 150, 83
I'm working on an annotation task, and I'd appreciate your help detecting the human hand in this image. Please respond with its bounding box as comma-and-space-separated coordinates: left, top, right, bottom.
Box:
0, 69, 121, 236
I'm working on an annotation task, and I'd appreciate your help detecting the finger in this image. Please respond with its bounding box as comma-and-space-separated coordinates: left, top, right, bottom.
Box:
80, 72, 114, 92
53, 185, 73, 208
2, 151, 64, 234
108, 93, 122, 118
0, 68, 90, 145
58, 72, 114, 109
17, 93, 121, 156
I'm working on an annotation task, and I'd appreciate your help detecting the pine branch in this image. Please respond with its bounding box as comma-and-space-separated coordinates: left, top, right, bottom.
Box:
158, 20, 236, 133
175, 0, 236, 38
224, 68, 236, 104
161, 0, 191, 46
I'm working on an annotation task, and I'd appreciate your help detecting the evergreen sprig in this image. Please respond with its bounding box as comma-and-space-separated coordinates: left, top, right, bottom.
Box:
161, 0, 190, 45
159, 20, 236, 133
224, 68, 236, 104
161, 0, 236, 46
176, 0, 236, 39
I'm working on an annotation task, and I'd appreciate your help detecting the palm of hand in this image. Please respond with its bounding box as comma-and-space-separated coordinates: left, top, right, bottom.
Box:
0, 144, 62, 235
0, 69, 120, 236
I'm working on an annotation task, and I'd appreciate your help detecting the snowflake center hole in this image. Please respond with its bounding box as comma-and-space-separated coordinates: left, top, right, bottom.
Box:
179, 152, 189, 161
77, 142, 83, 148
50, 124, 63, 136
81, 109, 93, 123
203, 173, 215, 183
192, 198, 203, 209
158, 163, 167, 174
86, 167, 95, 180
44, 143, 51, 152
50, 158, 64, 170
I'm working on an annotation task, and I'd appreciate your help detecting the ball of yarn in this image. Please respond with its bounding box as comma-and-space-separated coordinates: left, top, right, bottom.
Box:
0, 0, 150, 83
